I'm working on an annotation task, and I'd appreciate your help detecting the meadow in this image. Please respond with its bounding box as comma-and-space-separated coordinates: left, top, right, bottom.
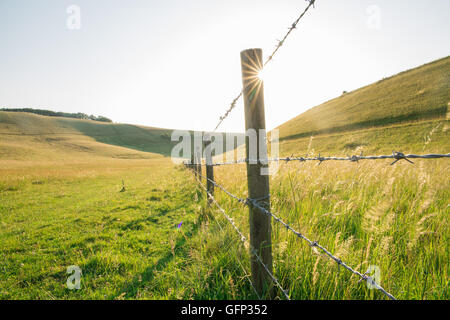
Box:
0, 117, 448, 300
0, 56, 448, 299
203, 119, 449, 300
0, 159, 202, 299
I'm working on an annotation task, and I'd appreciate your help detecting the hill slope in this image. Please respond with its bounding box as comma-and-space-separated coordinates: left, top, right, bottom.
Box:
276, 56, 450, 141
0, 112, 164, 163
0, 112, 243, 162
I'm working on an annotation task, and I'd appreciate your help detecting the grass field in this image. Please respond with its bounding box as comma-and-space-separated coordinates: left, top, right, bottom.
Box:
203, 118, 449, 300
0, 117, 448, 299
0, 56, 448, 300
0, 158, 206, 299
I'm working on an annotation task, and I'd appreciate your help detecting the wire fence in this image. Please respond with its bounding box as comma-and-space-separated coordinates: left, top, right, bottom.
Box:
189, 168, 397, 300
183, 0, 449, 301
206, 152, 450, 167
185, 149, 449, 300
194, 175, 290, 300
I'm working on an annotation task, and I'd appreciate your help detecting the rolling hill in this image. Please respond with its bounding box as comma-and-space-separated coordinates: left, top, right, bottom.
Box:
0, 112, 167, 162
0, 111, 242, 162
276, 56, 450, 142
0, 58, 448, 301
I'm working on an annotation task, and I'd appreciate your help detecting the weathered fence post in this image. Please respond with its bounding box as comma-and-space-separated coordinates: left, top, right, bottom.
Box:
240, 48, 274, 298
191, 153, 196, 175
204, 134, 215, 205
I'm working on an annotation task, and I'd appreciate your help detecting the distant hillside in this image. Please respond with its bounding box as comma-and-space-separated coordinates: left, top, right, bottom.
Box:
276, 56, 450, 141
0, 111, 243, 161
0, 108, 113, 123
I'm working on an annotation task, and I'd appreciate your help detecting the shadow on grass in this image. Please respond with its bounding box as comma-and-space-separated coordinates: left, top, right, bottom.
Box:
71, 122, 246, 158
112, 209, 206, 299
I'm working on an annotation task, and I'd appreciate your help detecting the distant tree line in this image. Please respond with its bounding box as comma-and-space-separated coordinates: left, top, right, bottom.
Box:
0, 108, 113, 123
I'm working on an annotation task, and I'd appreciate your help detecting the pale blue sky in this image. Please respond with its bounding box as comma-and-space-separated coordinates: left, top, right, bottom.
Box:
1, 0, 449, 132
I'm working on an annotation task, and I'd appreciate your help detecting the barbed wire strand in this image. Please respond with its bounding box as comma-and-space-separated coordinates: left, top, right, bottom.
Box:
213, 0, 317, 132
190, 169, 397, 300
213, 92, 243, 132
197, 152, 450, 167
193, 172, 290, 300
264, 0, 316, 67
192, 175, 261, 299
245, 198, 397, 300
206, 187, 290, 300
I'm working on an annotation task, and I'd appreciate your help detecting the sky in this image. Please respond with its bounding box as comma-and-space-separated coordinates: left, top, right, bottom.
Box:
0, 0, 449, 133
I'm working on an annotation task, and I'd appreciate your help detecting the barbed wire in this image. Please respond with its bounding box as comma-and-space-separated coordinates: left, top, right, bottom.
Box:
213, 0, 317, 132
213, 93, 243, 132
264, 0, 316, 67
193, 172, 290, 300
192, 175, 261, 299
189, 168, 397, 300
191, 152, 450, 167
245, 198, 397, 300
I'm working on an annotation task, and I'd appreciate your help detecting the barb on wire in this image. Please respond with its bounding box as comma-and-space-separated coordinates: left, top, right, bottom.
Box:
390, 151, 414, 165
191, 169, 397, 300
212, 0, 317, 132
194, 152, 450, 167
192, 172, 290, 300
246, 199, 396, 300
264, 0, 316, 66
213, 92, 243, 132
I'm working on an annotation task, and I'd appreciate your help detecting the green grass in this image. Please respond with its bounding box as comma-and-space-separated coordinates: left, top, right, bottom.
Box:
276, 56, 450, 141
0, 160, 204, 299
0, 158, 261, 299
0, 56, 449, 300
2, 119, 447, 300
0, 112, 249, 300
200, 119, 449, 300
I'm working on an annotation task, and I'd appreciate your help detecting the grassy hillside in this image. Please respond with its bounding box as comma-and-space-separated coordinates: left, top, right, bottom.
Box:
0, 111, 243, 160
0, 57, 448, 300
275, 119, 450, 158
0, 111, 169, 161
276, 56, 450, 141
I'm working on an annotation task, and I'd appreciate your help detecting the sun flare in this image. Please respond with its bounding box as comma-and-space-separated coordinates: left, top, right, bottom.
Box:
257, 68, 266, 81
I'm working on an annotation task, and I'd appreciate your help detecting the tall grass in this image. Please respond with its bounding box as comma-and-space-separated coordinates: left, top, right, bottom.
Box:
187, 153, 448, 300
0, 119, 448, 300
178, 120, 449, 300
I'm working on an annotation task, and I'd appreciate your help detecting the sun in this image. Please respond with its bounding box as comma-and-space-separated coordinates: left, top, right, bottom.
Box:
257, 67, 266, 81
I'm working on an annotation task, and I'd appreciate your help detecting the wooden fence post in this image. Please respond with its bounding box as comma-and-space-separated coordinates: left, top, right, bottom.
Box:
240, 48, 274, 298
191, 154, 196, 175
204, 134, 214, 205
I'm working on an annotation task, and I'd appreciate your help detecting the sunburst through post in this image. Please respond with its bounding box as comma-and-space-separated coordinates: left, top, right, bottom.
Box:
257, 67, 266, 82
240, 48, 274, 299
